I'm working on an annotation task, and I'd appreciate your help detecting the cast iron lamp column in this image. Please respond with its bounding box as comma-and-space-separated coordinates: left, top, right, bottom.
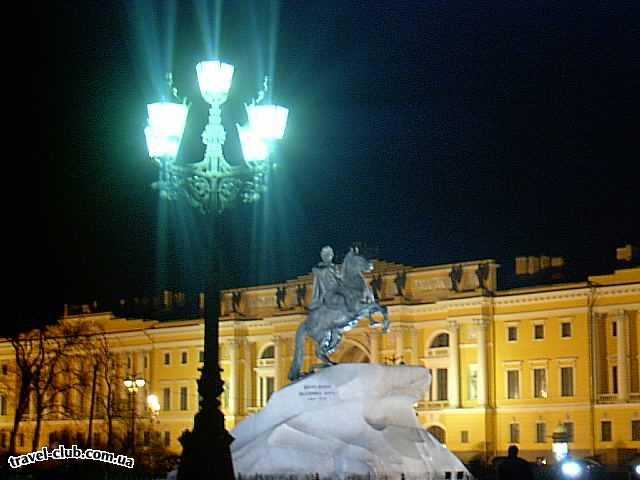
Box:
123, 375, 146, 456
143, 61, 289, 480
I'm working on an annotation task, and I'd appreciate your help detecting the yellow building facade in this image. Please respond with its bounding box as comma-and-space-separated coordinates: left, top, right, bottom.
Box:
0, 258, 638, 466
217, 259, 639, 464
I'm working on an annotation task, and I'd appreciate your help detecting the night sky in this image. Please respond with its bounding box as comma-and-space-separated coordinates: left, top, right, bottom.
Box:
31, 1, 638, 326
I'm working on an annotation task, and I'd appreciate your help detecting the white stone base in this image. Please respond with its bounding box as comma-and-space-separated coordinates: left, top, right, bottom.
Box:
231, 364, 471, 480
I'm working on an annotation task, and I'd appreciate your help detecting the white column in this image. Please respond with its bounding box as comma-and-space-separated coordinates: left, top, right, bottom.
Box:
475, 318, 488, 407
616, 310, 629, 402
369, 331, 381, 364
228, 339, 240, 416
448, 320, 460, 408
410, 327, 418, 364
273, 336, 283, 390
395, 327, 405, 363
243, 339, 253, 412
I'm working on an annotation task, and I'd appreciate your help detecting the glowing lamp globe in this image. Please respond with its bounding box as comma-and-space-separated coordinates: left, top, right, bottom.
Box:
237, 123, 269, 162
145, 102, 188, 159
196, 60, 234, 103
245, 104, 289, 140
147, 394, 161, 413
123, 378, 134, 389
135, 378, 146, 388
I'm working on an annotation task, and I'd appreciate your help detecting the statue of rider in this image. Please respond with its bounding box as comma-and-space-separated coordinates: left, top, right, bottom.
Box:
309, 246, 347, 312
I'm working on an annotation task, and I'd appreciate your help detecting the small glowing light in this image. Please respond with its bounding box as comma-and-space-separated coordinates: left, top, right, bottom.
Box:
196, 60, 234, 102
561, 460, 582, 478
237, 123, 269, 161
145, 102, 188, 159
635, 464, 640, 475
147, 394, 161, 413
245, 104, 289, 140
135, 378, 146, 388
123, 378, 134, 389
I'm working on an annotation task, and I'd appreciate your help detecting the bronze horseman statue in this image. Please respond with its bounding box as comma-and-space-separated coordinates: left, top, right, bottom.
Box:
288, 246, 390, 380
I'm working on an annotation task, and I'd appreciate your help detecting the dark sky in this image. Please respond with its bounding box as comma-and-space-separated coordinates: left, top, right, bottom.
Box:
31, 1, 639, 323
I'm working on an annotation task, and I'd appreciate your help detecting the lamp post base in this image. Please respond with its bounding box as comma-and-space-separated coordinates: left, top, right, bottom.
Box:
177, 366, 235, 480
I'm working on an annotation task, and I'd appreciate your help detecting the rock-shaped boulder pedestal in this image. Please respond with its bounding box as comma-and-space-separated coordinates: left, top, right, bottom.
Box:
231, 364, 471, 479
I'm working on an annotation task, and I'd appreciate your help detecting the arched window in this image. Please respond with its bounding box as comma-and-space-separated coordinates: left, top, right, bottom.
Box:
261, 345, 275, 359
427, 425, 446, 444
430, 333, 449, 348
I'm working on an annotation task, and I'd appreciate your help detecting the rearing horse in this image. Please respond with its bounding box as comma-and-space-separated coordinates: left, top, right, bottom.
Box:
288, 249, 390, 381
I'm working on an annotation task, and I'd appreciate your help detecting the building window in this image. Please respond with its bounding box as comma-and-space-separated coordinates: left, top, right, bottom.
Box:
612, 321, 617, 337
93, 432, 100, 446
1, 364, 7, 375
468, 365, 478, 400
181, 352, 188, 365
18, 433, 24, 447
510, 423, 520, 444
536, 423, 546, 443
164, 353, 171, 366
561, 322, 572, 338
461, 430, 469, 443
533, 368, 547, 398
563, 422, 575, 442
431, 333, 450, 348
143, 355, 148, 369
507, 326, 518, 342
612, 366, 618, 394
561, 367, 574, 397
164, 431, 170, 447
163, 388, 171, 411
437, 369, 448, 401
180, 387, 188, 411
143, 431, 151, 447
199, 351, 204, 363
0, 432, 7, 449
0, 395, 6, 416
127, 355, 132, 369
632, 420, 640, 441
534, 324, 545, 340
507, 370, 520, 399
601, 421, 612, 442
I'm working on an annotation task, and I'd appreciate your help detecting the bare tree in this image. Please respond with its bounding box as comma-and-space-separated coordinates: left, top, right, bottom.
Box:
4, 329, 41, 455
22, 320, 96, 450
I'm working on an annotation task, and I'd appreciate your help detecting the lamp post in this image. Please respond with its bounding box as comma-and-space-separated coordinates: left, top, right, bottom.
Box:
123, 375, 146, 456
143, 61, 289, 480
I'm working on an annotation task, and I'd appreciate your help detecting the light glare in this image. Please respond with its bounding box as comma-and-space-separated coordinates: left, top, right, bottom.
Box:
561, 461, 582, 478
196, 60, 234, 102
145, 102, 188, 159
245, 104, 289, 140
147, 394, 161, 413
237, 124, 269, 161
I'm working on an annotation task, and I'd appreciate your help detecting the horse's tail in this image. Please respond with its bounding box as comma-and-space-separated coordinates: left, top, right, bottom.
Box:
288, 321, 307, 381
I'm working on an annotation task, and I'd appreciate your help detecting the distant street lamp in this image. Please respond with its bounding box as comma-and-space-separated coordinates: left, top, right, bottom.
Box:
143, 59, 289, 480
147, 393, 161, 421
123, 375, 146, 455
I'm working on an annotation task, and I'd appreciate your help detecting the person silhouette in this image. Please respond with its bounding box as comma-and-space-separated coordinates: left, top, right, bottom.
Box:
497, 445, 534, 480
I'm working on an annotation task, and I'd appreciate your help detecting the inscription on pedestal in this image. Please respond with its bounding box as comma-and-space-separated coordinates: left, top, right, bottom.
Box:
298, 383, 337, 401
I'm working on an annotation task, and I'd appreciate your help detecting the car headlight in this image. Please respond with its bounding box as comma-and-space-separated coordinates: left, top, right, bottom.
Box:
634, 464, 640, 476
561, 460, 583, 478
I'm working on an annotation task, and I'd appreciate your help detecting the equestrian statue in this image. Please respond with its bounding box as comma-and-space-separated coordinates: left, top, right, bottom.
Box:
288, 246, 390, 381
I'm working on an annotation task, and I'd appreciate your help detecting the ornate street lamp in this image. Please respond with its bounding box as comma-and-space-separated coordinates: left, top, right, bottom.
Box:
143, 60, 289, 480
145, 64, 288, 214
123, 375, 146, 455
